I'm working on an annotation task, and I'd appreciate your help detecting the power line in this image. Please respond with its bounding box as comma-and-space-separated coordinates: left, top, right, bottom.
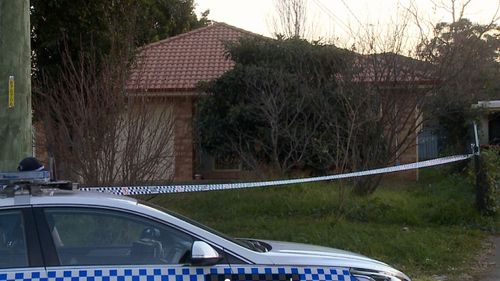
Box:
339, 0, 364, 28
310, 0, 353, 36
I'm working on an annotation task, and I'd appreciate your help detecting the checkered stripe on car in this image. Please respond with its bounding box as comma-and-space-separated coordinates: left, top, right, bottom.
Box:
0, 271, 45, 281
0, 267, 354, 281
224, 267, 353, 281
45, 268, 223, 281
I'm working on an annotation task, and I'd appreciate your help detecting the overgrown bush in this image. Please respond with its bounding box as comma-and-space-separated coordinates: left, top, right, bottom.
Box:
197, 37, 426, 197
468, 146, 500, 216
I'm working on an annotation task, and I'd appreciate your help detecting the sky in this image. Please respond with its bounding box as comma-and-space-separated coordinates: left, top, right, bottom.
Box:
194, 0, 499, 50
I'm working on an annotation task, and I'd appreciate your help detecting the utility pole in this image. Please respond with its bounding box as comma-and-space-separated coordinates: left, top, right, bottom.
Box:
0, 0, 33, 170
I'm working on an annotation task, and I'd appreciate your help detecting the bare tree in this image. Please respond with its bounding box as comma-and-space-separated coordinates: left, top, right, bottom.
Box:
31, 1, 181, 186
272, 0, 310, 39
340, 0, 499, 194
307, 49, 433, 195
35, 41, 175, 186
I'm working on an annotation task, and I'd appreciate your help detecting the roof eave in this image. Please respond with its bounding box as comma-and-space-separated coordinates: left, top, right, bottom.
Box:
126, 89, 200, 97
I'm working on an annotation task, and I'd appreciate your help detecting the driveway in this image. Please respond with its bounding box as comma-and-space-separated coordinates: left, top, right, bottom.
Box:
477, 235, 499, 281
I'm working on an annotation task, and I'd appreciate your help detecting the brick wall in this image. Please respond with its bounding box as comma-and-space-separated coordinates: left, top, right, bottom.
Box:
33, 121, 48, 166
389, 92, 419, 180
173, 96, 194, 181
394, 136, 418, 180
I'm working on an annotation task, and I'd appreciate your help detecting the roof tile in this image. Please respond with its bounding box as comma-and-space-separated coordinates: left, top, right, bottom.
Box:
127, 22, 256, 93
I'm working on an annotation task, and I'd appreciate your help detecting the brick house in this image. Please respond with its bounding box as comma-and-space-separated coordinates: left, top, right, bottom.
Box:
33, 22, 434, 182
128, 22, 437, 182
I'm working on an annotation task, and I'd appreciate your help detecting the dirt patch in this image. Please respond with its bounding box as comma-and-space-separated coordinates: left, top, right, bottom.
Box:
431, 236, 497, 281
471, 235, 498, 281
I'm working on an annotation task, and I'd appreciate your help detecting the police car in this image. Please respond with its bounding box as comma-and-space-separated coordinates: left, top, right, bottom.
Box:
0, 178, 411, 281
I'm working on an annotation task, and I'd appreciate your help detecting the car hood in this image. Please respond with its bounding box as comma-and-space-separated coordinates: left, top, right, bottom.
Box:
255, 240, 409, 280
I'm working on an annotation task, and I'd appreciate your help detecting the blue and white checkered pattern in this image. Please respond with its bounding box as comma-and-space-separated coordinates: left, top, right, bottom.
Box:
0, 270, 46, 281
0, 266, 355, 281
80, 154, 472, 195
46, 267, 216, 281
229, 267, 354, 281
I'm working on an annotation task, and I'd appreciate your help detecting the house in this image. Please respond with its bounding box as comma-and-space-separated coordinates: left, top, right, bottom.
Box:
33, 22, 434, 183
129, 22, 437, 181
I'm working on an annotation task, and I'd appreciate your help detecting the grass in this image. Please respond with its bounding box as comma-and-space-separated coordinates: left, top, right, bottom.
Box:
139, 166, 498, 281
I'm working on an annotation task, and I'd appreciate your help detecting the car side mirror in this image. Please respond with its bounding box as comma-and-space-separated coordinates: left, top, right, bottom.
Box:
191, 241, 223, 265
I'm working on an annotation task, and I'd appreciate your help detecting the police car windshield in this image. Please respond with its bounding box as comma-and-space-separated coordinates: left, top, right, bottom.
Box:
140, 201, 269, 252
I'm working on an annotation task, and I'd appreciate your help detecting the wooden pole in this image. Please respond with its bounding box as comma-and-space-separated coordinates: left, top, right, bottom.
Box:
0, 0, 33, 170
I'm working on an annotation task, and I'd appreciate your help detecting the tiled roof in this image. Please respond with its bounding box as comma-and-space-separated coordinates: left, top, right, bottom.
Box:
127, 22, 258, 93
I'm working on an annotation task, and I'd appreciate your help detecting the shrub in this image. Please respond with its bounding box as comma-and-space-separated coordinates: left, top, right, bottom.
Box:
468, 146, 500, 216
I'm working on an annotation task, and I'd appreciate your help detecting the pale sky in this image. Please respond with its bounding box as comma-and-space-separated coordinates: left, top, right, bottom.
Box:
194, 0, 499, 51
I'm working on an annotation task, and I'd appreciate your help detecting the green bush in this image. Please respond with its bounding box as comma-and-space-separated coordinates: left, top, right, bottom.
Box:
469, 146, 500, 216
475, 147, 500, 215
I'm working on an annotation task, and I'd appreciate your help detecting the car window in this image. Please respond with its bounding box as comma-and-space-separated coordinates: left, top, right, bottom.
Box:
140, 201, 267, 252
0, 209, 28, 268
44, 208, 194, 266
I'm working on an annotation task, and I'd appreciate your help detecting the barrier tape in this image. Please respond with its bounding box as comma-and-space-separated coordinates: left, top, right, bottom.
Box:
80, 154, 473, 196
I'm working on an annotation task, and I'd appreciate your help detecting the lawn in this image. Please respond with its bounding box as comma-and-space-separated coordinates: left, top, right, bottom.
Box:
140, 166, 498, 281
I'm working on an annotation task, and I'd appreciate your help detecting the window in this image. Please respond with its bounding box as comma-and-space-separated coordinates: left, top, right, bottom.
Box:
44, 208, 194, 266
0, 210, 28, 268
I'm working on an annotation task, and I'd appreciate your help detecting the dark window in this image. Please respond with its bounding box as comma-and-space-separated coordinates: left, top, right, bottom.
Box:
489, 113, 500, 145
44, 208, 194, 266
0, 210, 28, 268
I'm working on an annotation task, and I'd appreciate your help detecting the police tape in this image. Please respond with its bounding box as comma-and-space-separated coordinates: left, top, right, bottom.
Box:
80, 154, 473, 196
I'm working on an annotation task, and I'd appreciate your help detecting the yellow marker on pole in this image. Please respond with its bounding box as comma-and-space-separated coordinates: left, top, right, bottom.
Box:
8, 76, 14, 108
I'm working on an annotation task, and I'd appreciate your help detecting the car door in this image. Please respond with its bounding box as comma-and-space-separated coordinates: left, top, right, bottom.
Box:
33, 206, 235, 281
0, 207, 47, 281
